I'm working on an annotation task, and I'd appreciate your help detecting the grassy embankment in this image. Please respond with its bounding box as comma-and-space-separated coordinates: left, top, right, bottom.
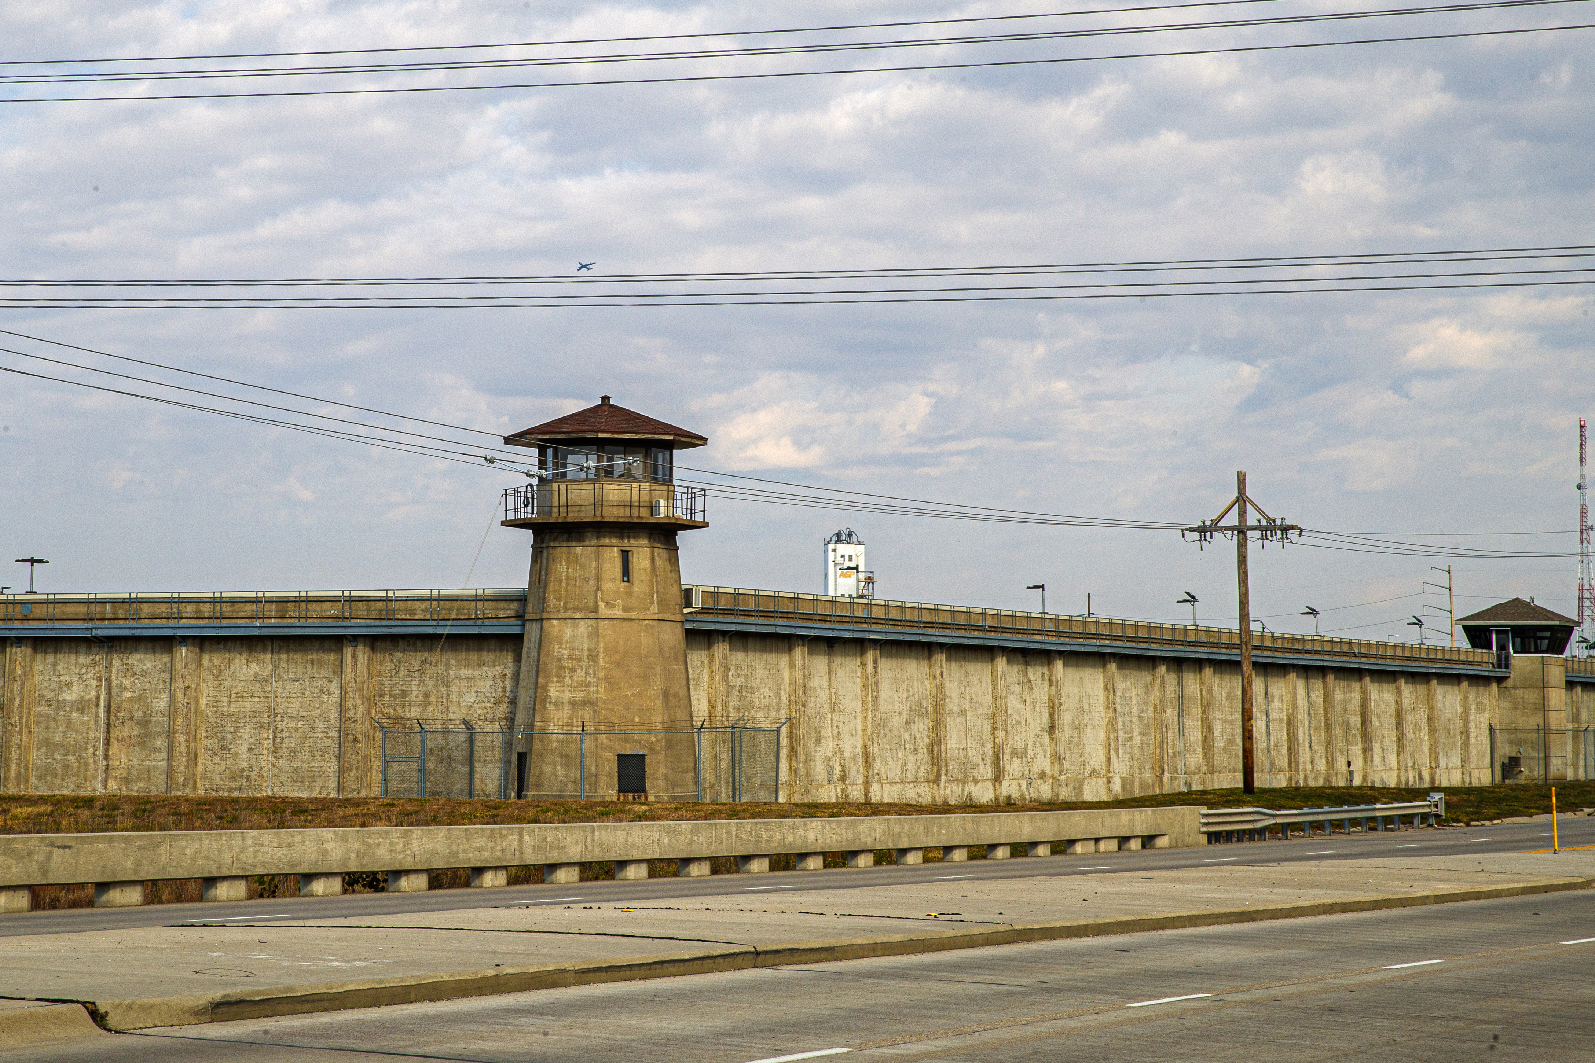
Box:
5, 783, 1589, 911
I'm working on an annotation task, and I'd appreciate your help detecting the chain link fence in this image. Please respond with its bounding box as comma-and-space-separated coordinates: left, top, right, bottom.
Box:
1490, 726, 1595, 783
379, 724, 785, 801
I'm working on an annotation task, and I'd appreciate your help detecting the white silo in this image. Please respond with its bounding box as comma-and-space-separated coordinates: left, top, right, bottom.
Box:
824, 528, 875, 598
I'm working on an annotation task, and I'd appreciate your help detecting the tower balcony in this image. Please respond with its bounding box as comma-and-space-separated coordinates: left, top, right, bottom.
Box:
501, 480, 708, 529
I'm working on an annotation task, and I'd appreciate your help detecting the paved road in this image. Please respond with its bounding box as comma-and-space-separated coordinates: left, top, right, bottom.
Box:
10, 887, 1594, 1061
2, 815, 1586, 939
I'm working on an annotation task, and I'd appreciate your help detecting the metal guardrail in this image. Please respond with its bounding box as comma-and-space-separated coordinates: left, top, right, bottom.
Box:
502, 481, 706, 523
683, 586, 1502, 673
0, 588, 525, 628
1202, 794, 1445, 843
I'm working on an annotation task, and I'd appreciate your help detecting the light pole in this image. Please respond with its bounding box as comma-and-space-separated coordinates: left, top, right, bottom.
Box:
1176, 591, 1198, 624
14, 558, 47, 594
1407, 615, 1426, 645
1026, 583, 1045, 614
1301, 606, 1320, 635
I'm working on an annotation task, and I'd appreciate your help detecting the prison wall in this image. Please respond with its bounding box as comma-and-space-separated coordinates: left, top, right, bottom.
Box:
1, 635, 521, 798
685, 629, 1503, 801
0, 619, 1519, 801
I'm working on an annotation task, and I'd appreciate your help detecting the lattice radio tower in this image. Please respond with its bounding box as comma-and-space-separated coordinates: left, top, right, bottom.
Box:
1581, 419, 1595, 655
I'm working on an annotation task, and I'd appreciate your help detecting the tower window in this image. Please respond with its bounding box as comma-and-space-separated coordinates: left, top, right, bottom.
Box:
621, 549, 631, 583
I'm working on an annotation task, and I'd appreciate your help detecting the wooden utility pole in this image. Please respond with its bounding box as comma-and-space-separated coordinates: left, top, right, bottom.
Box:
1184, 472, 1299, 795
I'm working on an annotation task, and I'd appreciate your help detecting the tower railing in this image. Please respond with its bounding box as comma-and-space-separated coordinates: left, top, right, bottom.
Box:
502, 481, 706, 523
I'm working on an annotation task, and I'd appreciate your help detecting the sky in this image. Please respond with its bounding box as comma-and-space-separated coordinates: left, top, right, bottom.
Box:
1, 0, 1591, 644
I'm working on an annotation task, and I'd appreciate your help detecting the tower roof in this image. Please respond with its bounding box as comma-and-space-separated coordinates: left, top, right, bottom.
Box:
503, 396, 707, 450
1456, 597, 1577, 627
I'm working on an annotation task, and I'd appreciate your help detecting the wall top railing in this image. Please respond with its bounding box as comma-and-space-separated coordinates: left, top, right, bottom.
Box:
683, 585, 1503, 673
0, 588, 527, 629
1567, 657, 1595, 679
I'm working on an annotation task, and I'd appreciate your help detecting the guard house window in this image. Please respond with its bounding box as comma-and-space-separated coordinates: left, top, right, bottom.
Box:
620, 550, 631, 583
649, 447, 673, 483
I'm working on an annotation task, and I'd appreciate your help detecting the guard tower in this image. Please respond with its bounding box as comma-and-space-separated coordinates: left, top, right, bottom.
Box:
502, 396, 708, 800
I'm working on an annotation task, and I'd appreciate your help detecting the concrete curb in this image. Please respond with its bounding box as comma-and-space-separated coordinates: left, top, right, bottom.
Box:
56, 875, 1595, 1033
0, 1002, 108, 1047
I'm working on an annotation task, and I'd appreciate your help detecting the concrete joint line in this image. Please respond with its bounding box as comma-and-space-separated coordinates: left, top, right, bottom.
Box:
81, 876, 1595, 1033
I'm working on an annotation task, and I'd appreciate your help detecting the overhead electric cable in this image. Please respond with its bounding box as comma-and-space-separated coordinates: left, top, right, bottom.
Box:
2, 0, 1578, 89
0, 330, 1579, 555
5, 22, 1590, 102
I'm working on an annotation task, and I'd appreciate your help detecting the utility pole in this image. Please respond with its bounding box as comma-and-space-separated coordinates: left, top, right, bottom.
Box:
1422, 565, 1455, 647
13, 558, 48, 594
1183, 472, 1299, 795
1580, 419, 1594, 654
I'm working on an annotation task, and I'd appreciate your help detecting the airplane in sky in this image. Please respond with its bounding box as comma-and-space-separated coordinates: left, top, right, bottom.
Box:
577, 262, 595, 271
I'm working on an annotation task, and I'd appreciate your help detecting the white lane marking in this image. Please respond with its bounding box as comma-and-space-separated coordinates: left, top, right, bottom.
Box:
1203, 858, 1238, 863
1307, 851, 1337, 855
181, 914, 294, 921
1384, 959, 1444, 969
934, 875, 973, 880
1470, 839, 1492, 842
1560, 937, 1595, 945
1126, 993, 1212, 1008
742, 1049, 852, 1063
745, 886, 777, 891
514, 897, 582, 905
1077, 866, 1114, 871
1396, 844, 1419, 848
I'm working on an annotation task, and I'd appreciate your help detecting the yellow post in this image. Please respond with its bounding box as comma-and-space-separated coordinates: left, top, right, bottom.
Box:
1552, 787, 1559, 853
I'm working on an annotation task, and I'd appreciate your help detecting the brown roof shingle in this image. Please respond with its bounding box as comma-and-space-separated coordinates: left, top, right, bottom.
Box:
1455, 597, 1577, 627
504, 396, 707, 449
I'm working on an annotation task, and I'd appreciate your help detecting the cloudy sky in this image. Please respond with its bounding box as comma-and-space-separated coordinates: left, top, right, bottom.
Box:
1, 0, 1591, 643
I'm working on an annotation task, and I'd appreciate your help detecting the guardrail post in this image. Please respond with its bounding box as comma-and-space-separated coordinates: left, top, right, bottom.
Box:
545, 863, 580, 884
845, 850, 875, 868
0, 888, 29, 914
897, 848, 925, 865
300, 873, 343, 897
202, 877, 247, 902
678, 858, 712, 877
94, 882, 144, 908
1026, 842, 1051, 858
943, 846, 969, 862
737, 855, 770, 874
616, 860, 649, 881
470, 867, 508, 888
388, 870, 429, 893
987, 843, 1012, 859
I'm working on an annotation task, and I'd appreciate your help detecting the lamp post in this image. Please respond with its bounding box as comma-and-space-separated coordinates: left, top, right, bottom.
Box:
13, 558, 47, 594
1407, 615, 1426, 645
1026, 583, 1045, 614
1301, 606, 1320, 635
1176, 591, 1198, 625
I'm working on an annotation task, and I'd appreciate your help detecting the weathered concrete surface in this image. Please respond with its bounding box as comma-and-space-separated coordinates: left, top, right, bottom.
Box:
0, 850, 1588, 1031
0, 807, 1200, 888
0, 999, 106, 1048
6, 590, 1588, 801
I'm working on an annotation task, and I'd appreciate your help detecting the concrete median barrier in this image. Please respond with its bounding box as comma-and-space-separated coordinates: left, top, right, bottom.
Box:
0, 806, 1201, 910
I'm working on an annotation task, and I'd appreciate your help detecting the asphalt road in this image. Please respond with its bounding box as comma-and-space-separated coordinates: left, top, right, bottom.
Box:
2, 815, 1587, 939
10, 885, 1595, 1061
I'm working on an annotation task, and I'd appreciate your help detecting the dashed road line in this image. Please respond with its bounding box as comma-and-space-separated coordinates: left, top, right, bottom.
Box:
1126, 993, 1212, 1008
1384, 959, 1444, 969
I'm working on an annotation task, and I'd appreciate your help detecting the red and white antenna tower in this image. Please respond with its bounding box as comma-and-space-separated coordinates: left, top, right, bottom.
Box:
1580, 418, 1594, 655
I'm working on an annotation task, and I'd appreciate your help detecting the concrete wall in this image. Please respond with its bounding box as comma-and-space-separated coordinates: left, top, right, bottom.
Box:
0, 626, 1514, 800
1, 635, 520, 797
685, 630, 1504, 800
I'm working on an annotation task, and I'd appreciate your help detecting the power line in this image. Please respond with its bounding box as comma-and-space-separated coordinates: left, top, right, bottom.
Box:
3, 264, 1591, 308
3, 0, 1576, 89
0, 0, 1319, 65
7, 245, 1591, 288
0, 331, 1581, 557
5, 22, 1589, 103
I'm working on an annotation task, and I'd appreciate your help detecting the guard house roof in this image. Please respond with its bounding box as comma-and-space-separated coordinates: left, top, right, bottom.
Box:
1456, 597, 1576, 655
1455, 598, 1577, 627
503, 396, 707, 450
